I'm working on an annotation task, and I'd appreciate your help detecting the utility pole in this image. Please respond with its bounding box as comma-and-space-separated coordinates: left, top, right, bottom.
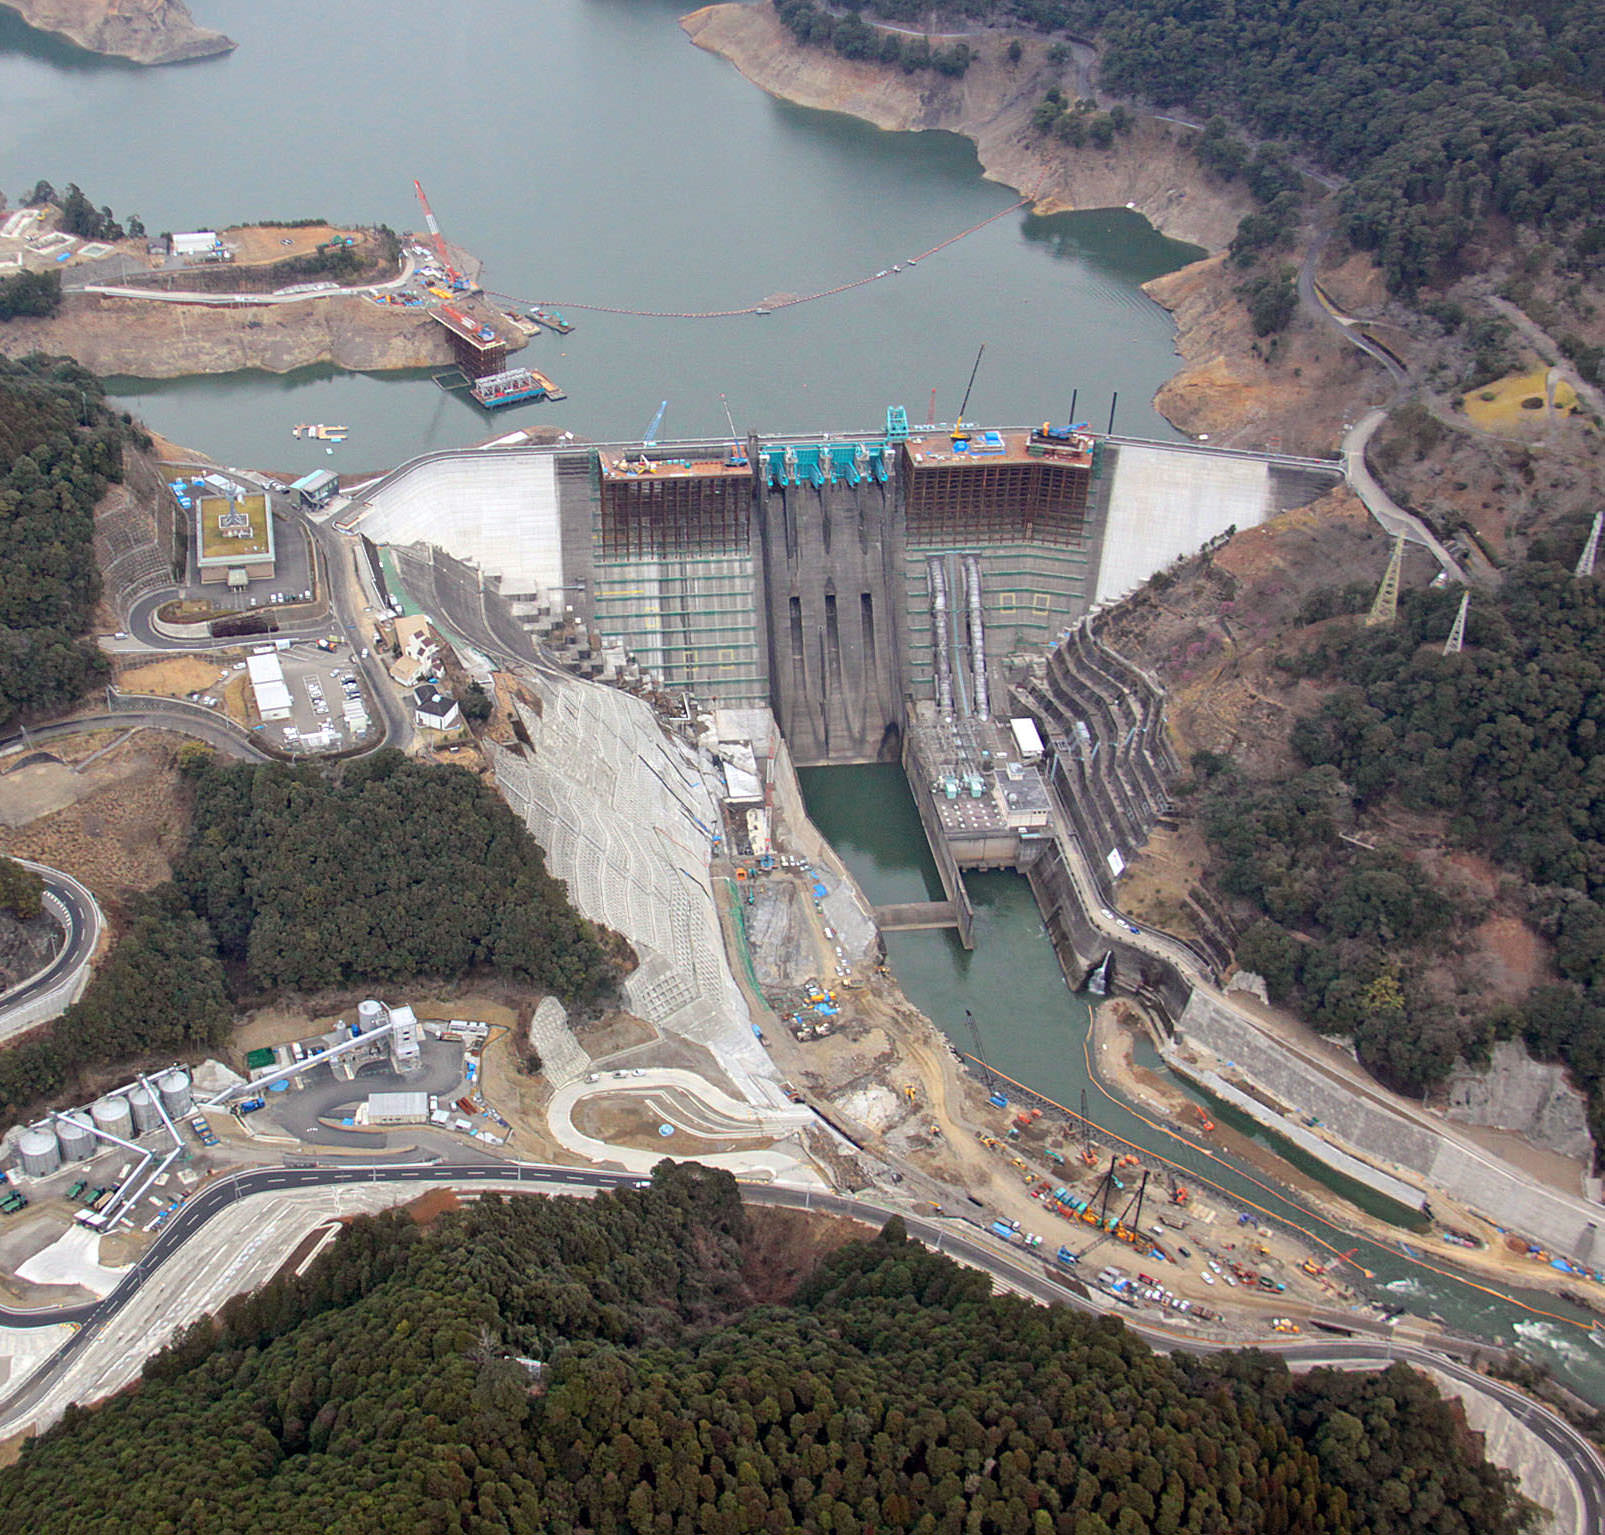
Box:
1442, 590, 1469, 656
1365, 532, 1406, 627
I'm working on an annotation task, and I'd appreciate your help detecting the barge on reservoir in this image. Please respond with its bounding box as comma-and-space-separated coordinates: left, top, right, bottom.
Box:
470, 366, 566, 409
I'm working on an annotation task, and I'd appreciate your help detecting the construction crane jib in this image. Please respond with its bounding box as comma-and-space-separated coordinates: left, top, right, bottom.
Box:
412, 179, 463, 287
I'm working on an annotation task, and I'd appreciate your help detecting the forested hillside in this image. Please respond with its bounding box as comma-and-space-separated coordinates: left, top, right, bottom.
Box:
1189, 545, 1605, 1148
0, 886, 231, 1121
0, 1162, 1533, 1533
0, 355, 136, 728
772, 0, 1605, 294
177, 749, 614, 1004
0, 751, 615, 1123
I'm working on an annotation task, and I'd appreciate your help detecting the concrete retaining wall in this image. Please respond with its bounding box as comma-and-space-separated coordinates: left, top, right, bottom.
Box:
1171, 1059, 1428, 1211
1421, 1368, 1581, 1535
527, 997, 590, 1087
1177, 991, 1605, 1264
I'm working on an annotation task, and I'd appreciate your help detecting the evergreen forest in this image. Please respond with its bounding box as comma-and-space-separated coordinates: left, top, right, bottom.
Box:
0, 1163, 1534, 1534
0, 751, 614, 1124
1196, 545, 1605, 1147
771, 0, 1605, 295
0, 355, 134, 729
176, 750, 612, 1003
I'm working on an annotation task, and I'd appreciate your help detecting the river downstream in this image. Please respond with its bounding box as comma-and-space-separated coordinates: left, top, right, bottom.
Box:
799, 764, 1605, 1405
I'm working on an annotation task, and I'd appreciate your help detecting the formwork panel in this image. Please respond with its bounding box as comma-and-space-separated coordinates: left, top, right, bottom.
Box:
599, 475, 751, 558
904, 460, 1091, 547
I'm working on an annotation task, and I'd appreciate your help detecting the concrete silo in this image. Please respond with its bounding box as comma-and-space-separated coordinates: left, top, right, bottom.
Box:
54, 1111, 95, 1162
157, 1068, 193, 1119
17, 1125, 60, 1178
90, 1094, 133, 1143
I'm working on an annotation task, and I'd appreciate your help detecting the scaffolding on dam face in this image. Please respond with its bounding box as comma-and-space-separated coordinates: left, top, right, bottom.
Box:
902, 427, 1096, 548
598, 444, 753, 559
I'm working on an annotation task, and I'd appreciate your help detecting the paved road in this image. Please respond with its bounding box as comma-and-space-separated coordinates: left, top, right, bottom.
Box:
1297, 230, 1408, 389
1342, 410, 1469, 581
0, 862, 103, 1043
0, 1163, 1598, 1531
0, 709, 269, 763
74, 253, 421, 308
1294, 232, 1466, 581
105, 472, 410, 754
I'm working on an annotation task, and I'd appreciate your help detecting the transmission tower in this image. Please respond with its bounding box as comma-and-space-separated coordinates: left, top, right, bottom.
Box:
1442, 590, 1469, 656
1365, 533, 1406, 627
1575, 511, 1603, 579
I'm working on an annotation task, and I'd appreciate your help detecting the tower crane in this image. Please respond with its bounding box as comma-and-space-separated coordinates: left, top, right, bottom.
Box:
412, 179, 465, 289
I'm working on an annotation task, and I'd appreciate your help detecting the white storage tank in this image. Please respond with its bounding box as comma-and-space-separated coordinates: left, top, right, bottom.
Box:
90, 1094, 133, 1141
157, 1069, 192, 1118
17, 1125, 60, 1178
126, 1085, 160, 1134
357, 998, 386, 1033
55, 1112, 95, 1162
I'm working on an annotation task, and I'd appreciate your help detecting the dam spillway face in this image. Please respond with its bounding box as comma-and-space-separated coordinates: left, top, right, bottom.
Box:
346, 424, 1340, 764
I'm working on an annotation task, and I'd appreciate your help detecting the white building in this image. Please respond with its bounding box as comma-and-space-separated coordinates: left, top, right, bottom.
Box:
389, 1004, 422, 1073
367, 1091, 428, 1126
172, 230, 229, 263
247, 652, 293, 722
413, 685, 461, 731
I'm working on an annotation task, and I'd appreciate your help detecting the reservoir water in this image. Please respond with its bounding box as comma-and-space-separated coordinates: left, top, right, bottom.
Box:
1, 0, 1197, 471
799, 764, 1605, 1405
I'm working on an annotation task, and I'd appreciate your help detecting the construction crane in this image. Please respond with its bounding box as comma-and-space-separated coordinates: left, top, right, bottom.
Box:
954, 343, 986, 434
963, 1009, 994, 1090
643, 400, 668, 446
412, 179, 464, 289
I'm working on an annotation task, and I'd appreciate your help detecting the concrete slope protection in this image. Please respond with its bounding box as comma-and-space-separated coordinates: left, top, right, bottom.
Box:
0, 1163, 1598, 1533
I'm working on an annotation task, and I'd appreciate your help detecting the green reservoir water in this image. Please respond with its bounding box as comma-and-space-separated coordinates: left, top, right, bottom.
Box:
799, 764, 1605, 1404
1, 0, 1198, 473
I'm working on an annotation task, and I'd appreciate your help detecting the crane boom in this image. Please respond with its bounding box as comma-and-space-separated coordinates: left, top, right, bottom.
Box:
956, 343, 986, 426
412, 179, 463, 286
643, 400, 668, 446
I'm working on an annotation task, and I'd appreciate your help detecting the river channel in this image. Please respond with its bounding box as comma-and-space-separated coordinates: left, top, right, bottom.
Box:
3, 0, 1197, 470
799, 764, 1605, 1405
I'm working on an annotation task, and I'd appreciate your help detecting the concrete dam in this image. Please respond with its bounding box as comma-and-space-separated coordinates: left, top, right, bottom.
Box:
344, 415, 1341, 766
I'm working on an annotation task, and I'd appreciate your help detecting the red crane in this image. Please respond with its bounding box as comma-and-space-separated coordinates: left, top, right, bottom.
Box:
412, 179, 463, 288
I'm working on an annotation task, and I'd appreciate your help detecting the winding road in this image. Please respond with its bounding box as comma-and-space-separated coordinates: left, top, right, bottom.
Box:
0, 861, 103, 1045
0, 1162, 1598, 1530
